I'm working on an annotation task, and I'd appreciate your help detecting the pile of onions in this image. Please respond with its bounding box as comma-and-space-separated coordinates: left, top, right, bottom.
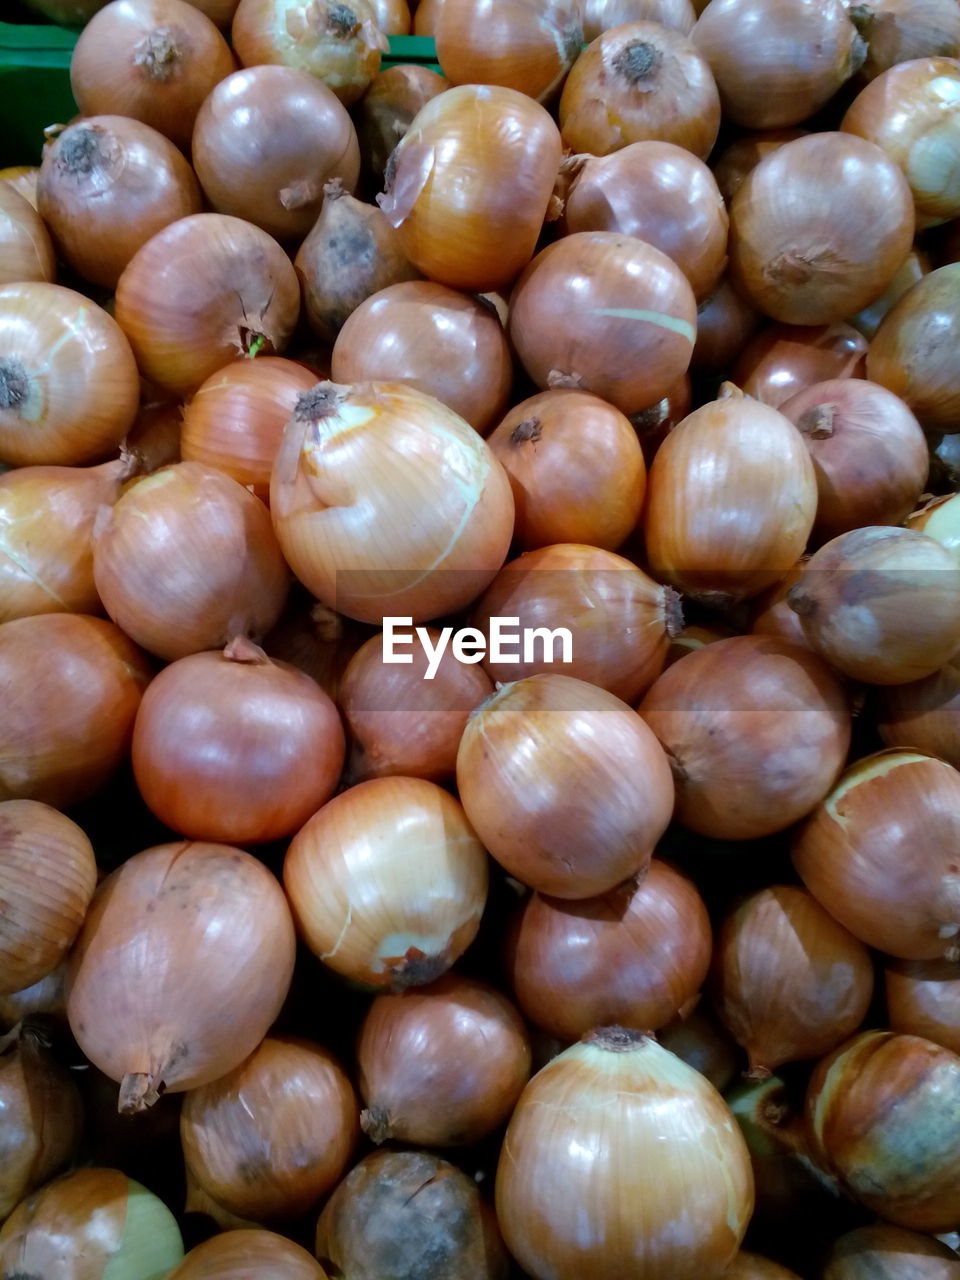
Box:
0, 183, 54, 286
131, 638, 345, 843
496, 1029, 753, 1279
67, 840, 296, 1112
885, 958, 960, 1053
169, 1231, 329, 1279
806, 1030, 960, 1231
876, 655, 960, 769
639, 635, 850, 840
181, 1037, 358, 1222
93, 461, 290, 661
731, 322, 868, 408
283, 776, 489, 988
356, 973, 532, 1146
792, 750, 960, 960
823, 1223, 960, 1280
506, 859, 712, 1041
269, 381, 514, 624
456, 673, 674, 898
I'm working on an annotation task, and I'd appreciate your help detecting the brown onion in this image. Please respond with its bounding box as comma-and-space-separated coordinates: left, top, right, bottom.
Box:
331, 280, 514, 434
692, 279, 761, 374
711, 128, 809, 205
725, 1256, 803, 1280
905, 492, 960, 558
0, 964, 68, 1032
284, 776, 489, 988
70, 0, 236, 150
0, 183, 54, 287
169, 1231, 329, 1278
456, 673, 674, 898
848, 247, 929, 338
357, 973, 532, 1145
712, 885, 874, 1077
368, 0, 409, 32
749, 562, 812, 650
191, 66, 361, 242
0, 613, 151, 809
639, 635, 851, 841
823, 1223, 960, 1280
793, 750, 960, 959
731, 321, 868, 409
885, 958, 960, 1054
583, 0, 695, 40
852, 0, 960, 80
353, 64, 450, 188
658, 1008, 738, 1093
876, 654, 960, 769
263, 598, 368, 701
316, 1149, 509, 1280
0, 168, 40, 212
123, 398, 183, 476
507, 860, 712, 1042
68, 840, 296, 1113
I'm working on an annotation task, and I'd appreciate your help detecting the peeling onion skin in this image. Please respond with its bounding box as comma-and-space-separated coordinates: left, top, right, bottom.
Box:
885, 958, 960, 1055
806, 1030, 960, 1233
823, 1222, 960, 1280
168, 1230, 330, 1279
354, 64, 450, 189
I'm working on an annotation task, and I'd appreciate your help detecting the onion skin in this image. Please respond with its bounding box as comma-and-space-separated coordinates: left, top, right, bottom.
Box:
906, 492, 960, 558
749, 563, 812, 651
806, 1030, 960, 1232
506, 860, 712, 1042
357, 973, 532, 1146
582, 0, 695, 40
0, 964, 68, 1032
692, 279, 761, 375
792, 750, 960, 960
67, 841, 297, 1112
168, 1230, 329, 1279
712, 129, 809, 205
316, 1149, 509, 1280
283, 776, 489, 988
0, 183, 54, 287
180, 1036, 358, 1221
823, 1222, 960, 1280
658, 1008, 738, 1093
876, 655, 960, 770
456, 674, 675, 899
354, 63, 450, 188
731, 321, 868, 410
724, 1256, 803, 1280
885, 958, 960, 1054
496, 1029, 754, 1280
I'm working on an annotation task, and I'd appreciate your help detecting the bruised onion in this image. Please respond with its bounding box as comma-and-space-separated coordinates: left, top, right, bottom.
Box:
169, 1231, 329, 1279
68, 841, 295, 1113
456, 674, 674, 898
731, 322, 868, 409
284, 776, 489, 988
357, 973, 532, 1146
876, 655, 960, 770
823, 1223, 960, 1280
885, 958, 960, 1054
0, 183, 54, 286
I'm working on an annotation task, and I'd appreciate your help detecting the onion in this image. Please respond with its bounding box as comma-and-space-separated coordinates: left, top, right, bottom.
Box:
0, 964, 68, 1033
0, 168, 40, 212
731, 321, 868, 409
181, 1036, 357, 1221
823, 1223, 960, 1280
180, 356, 317, 503
316, 1149, 509, 1280
639, 635, 851, 840
560, 142, 728, 301
0, 1168, 184, 1277
331, 280, 514, 434
692, 279, 761, 375
231, 0, 387, 106
728, 132, 915, 325
263, 597, 368, 701
712, 885, 874, 1078
68, 840, 296, 1113
368, 0, 410, 32
377, 83, 562, 292
496, 1028, 753, 1279
643, 392, 817, 606
123, 398, 183, 476
191, 66, 361, 242
508, 231, 697, 416
114, 213, 300, 397
70, 0, 236, 151
471, 542, 682, 703
338, 628, 492, 783
270, 380, 514, 624
749, 562, 812, 651
456, 673, 674, 898
658, 1007, 738, 1093
792, 750, 960, 960
885, 958, 960, 1054
183, 0, 242, 24
848, 247, 929, 339
691, 0, 866, 128
779, 377, 929, 541
507, 859, 711, 1042
876, 655, 960, 769
353, 63, 450, 188
0, 613, 151, 809
357, 973, 532, 1145
711, 128, 809, 205
663, 620, 736, 667
725, 1257, 803, 1280
169, 1231, 329, 1278
0, 183, 54, 287
787, 526, 960, 684
0, 282, 140, 468
132, 638, 344, 842
852, 0, 960, 80
0, 1025, 83, 1222
486, 389, 646, 550
582, 0, 695, 40
806, 1029, 960, 1231
283, 776, 489, 987
559, 21, 720, 159
906, 492, 960, 558
295, 181, 420, 346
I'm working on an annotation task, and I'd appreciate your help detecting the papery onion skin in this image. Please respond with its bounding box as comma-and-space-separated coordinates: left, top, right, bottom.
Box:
283, 776, 489, 988
823, 1222, 960, 1280
731, 321, 868, 409
885, 958, 960, 1055
0, 613, 152, 810
67, 840, 297, 1112
456, 674, 674, 899
852, 0, 960, 80
876, 655, 960, 770
180, 1036, 358, 1221
582, 0, 695, 40
0, 183, 55, 286
169, 1230, 330, 1279
806, 1029, 960, 1232
354, 64, 450, 188
506, 860, 711, 1042
269, 380, 514, 625
792, 750, 960, 960
496, 1029, 754, 1280
639, 635, 851, 841
712, 885, 874, 1077
357, 973, 532, 1146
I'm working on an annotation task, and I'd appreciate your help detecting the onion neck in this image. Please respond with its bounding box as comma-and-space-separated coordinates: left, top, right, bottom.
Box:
57, 124, 111, 178
328, 3, 360, 35
223, 635, 270, 665
294, 382, 346, 424
510, 417, 542, 446
133, 27, 183, 81
584, 1026, 653, 1052
360, 1105, 393, 1144
386, 945, 453, 991
798, 405, 835, 439
0, 360, 29, 412
119, 1070, 164, 1115
612, 40, 662, 86
663, 587, 684, 640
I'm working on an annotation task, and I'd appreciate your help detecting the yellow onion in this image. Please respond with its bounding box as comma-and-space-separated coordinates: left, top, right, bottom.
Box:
823, 1223, 960, 1280
270, 381, 514, 624
0, 1168, 184, 1278
583, 0, 695, 39
283, 776, 489, 988
67, 841, 296, 1113
731, 321, 868, 409
806, 1029, 960, 1232
876, 653, 960, 768
885, 958, 960, 1054
354, 64, 450, 187
724, 1256, 803, 1280
906, 493, 960, 558
496, 1028, 754, 1279
168, 1230, 329, 1278
658, 1008, 738, 1093
0, 183, 54, 287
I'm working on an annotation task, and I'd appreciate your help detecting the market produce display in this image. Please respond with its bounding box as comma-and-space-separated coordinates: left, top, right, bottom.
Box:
3, 0, 960, 1275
